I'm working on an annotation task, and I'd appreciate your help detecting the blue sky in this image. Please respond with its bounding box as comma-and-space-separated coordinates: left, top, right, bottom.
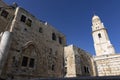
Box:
4, 0, 120, 55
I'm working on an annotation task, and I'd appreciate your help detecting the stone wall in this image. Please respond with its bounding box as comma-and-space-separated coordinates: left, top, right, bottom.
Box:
0, 6, 66, 80
0, 0, 15, 33
64, 45, 76, 77
64, 45, 95, 77
94, 54, 120, 76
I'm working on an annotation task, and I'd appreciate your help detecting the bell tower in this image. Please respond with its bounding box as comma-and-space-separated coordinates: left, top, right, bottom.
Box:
92, 15, 115, 56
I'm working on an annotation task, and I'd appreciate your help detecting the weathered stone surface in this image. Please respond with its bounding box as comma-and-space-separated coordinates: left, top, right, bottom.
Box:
92, 15, 115, 56
64, 45, 95, 77
0, 1, 66, 79
94, 54, 120, 76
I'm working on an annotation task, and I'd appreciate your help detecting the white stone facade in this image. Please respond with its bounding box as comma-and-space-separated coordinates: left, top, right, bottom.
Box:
94, 54, 120, 76
64, 45, 95, 77
92, 15, 115, 56
92, 15, 120, 76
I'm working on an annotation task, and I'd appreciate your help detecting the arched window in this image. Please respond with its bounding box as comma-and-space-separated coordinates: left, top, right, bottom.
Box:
21, 43, 37, 68
52, 33, 56, 41
98, 33, 101, 38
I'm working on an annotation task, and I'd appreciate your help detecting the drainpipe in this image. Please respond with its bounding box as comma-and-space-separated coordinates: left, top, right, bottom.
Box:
0, 7, 20, 78
0, 31, 12, 74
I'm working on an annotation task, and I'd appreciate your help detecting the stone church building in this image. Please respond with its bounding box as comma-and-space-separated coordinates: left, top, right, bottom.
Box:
0, 1, 120, 80
92, 15, 120, 76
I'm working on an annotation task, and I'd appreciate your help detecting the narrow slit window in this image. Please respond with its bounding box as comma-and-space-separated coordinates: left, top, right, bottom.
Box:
84, 66, 87, 73
98, 33, 101, 38
52, 33, 56, 41
86, 67, 89, 73
59, 37, 62, 44
39, 27, 43, 33
52, 64, 55, 71
21, 56, 28, 67
29, 58, 35, 68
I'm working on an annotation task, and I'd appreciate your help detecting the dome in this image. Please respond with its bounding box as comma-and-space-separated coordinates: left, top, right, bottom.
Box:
92, 15, 100, 21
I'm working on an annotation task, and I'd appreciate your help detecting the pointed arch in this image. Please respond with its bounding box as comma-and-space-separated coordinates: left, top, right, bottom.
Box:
20, 41, 39, 69
22, 41, 36, 50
